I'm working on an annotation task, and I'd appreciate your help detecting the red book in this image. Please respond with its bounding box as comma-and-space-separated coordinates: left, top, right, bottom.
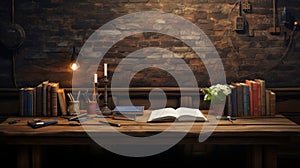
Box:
245, 80, 261, 116
255, 79, 266, 116
245, 80, 254, 116
253, 81, 261, 116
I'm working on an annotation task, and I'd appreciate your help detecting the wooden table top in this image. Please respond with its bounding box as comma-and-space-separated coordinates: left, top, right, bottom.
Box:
0, 110, 300, 145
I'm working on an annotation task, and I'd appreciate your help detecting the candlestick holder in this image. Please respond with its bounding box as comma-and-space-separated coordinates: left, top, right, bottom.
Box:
92, 82, 98, 101
101, 76, 112, 115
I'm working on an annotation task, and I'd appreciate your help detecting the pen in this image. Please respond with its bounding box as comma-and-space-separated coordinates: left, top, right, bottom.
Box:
216, 115, 236, 123
78, 117, 93, 123
99, 120, 121, 127
8, 119, 20, 124
38, 120, 58, 126
27, 120, 58, 128
95, 115, 109, 118
69, 113, 88, 121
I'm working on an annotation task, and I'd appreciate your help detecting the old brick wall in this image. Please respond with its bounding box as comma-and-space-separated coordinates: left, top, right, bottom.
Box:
0, 0, 299, 88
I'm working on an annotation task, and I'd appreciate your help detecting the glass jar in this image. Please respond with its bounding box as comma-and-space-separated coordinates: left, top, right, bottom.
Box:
67, 101, 80, 115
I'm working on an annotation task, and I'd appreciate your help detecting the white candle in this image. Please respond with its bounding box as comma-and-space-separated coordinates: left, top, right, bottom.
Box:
104, 63, 107, 77
94, 73, 97, 83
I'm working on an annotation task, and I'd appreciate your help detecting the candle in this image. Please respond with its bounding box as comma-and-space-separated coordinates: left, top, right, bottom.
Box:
104, 63, 107, 77
94, 73, 97, 83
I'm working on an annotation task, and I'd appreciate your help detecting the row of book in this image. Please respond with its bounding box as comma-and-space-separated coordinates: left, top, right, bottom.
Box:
226, 79, 276, 117
19, 81, 67, 117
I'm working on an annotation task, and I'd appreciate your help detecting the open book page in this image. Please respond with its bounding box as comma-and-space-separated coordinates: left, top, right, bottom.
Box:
176, 107, 208, 122
147, 108, 179, 122
147, 107, 208, 122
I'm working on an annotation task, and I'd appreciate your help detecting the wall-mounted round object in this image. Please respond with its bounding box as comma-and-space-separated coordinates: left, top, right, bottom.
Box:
1, 23, 26, 50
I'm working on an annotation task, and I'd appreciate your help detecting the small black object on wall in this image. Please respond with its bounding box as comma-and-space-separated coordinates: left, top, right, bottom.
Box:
1, 0, 26, 50
0, 0, 26, 88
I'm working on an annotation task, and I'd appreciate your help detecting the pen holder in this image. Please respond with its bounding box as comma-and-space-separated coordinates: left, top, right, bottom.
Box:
67, 101, 80, 115
87, 101, 97, 114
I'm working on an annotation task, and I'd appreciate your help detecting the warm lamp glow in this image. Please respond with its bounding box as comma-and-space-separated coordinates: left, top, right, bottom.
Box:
70, 62, 80, 71
70, 46, 80, 71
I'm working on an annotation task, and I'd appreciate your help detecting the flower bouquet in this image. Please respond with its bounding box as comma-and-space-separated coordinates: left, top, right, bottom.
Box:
202, 84, 231, 103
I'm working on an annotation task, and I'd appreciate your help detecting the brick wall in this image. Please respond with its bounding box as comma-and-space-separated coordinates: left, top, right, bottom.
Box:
0, 0, 299, 88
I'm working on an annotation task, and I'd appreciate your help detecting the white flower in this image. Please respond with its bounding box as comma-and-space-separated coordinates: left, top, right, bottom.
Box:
203, 84, 231, 102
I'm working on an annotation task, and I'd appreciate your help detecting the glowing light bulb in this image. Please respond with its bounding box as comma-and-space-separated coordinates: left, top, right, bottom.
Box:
70, 62, 80, 71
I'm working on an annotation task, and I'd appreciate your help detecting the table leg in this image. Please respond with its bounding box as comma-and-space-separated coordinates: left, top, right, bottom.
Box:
246, 145, 263, 168
17, 145, 42, 168
264, 146, 277, 168
17, 146, 30, 168
32, 145, 42, 168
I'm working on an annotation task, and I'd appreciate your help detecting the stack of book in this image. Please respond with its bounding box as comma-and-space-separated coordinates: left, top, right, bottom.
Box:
112, 106, 144, 120
19, 80, 67, 117
226, 79, 276, 117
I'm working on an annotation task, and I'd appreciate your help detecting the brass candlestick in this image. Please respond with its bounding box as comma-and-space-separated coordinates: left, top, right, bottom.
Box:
101, 76, 112, 115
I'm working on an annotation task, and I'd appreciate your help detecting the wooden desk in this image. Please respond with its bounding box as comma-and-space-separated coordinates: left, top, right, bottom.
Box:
0, 113, 299, 168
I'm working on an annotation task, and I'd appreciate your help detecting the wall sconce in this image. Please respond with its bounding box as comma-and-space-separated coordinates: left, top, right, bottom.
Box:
70, 46, 80, 71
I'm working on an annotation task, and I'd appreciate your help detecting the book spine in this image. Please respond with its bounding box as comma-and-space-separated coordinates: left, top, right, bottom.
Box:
236, 83, 244, 117
58, 89, 67, 116
28, 88, 34, 116
36, 85, 42, 117
19, 88, 25, 116
47, 83, 53, 116
51, 83, 59, 116
252, 81, 260, 116
24, 88, 29, 116
255, 79, 266, 116
232, 83, 244, 117
260, 80, 266, 116
229, 84, 237, 117
245, 80, 254, 116
265, 90, 271, 116
33, 88, 37, 116
42, 82, 48, 116
23, 88, 34, 117
26, 89, 29, 116
242, 84, 250, 116
269, 91, 276, 116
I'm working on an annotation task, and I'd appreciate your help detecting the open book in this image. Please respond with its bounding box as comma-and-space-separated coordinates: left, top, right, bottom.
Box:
147, 107, 208, 122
